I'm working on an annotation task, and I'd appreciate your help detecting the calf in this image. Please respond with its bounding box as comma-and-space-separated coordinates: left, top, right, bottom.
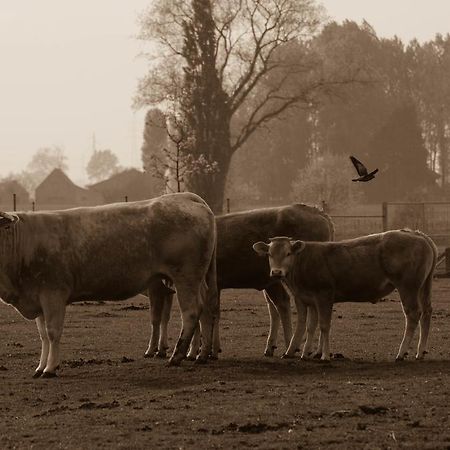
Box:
253, 230, 437, 360
145, 204, 334, 359
0, 193, 217, 377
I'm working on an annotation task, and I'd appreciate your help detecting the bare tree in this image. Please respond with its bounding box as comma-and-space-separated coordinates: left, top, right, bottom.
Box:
135, 0, 345, 212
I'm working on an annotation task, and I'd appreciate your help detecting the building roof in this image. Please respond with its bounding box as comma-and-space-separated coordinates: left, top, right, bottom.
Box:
89, 168, 163, 202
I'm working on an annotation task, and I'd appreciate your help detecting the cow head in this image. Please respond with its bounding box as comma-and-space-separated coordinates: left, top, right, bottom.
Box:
0, 212, 19, 229
253, 236, 305, 278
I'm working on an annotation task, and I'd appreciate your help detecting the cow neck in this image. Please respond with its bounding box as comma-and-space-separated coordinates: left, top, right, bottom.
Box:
0, 216, 37, 274
0, 222, 22, 301
290, 244, 312, 287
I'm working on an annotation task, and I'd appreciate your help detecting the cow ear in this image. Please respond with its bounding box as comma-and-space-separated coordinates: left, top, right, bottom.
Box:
291, 240, 305, 254
253, 241, 269, 256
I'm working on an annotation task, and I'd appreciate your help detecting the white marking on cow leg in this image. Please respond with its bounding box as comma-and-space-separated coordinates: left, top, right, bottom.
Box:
34, 315, 49, 378
417, 278, 433, 359
197, 307, 214, 363
187, 325, 201, 360
145, 294, 164, 358
397, 291, 421, 361
264, 293, 280, 357
196, 276, 218, 363
40, 293, 67, 376
302, 306, 318, 358
157, 293, 173, 358
284, 300, 307, 358
168, 285, 202, 366
318, 302, 333, 361
272, 285, 293, 354
416, 306, 432, 359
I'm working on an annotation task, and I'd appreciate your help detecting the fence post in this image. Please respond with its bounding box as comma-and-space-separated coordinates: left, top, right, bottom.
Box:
13, 193, 16, 212
226, 198, 230, 213
382, 202, 388, 231
32, 201, 35, 212
321, 200, 328, 213
124, 196, 128, 203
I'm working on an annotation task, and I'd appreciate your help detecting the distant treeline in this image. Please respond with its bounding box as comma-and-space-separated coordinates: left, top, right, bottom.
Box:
227, 21, 450, 205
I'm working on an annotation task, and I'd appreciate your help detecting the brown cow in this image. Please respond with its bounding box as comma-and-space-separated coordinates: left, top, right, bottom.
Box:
0, 193, 217, 377
145, 204, 334, 359
253, 230, 437, 361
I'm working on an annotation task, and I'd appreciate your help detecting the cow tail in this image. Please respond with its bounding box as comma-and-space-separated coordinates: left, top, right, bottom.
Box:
416, 231, 437, 310
204, 230, 218, 315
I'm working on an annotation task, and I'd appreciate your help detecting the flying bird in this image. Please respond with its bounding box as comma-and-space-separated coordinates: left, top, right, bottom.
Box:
349, 156, 378, 182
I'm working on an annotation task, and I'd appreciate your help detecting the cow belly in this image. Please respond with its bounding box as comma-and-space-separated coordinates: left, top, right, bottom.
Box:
334, 281, 395, 303
71, 269, 152, 302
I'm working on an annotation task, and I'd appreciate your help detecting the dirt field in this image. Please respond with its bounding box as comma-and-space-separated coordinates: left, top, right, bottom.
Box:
1, 280, 450, 449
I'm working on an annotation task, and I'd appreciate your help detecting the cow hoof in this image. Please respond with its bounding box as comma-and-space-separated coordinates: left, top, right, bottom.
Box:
195, 356, 208, 365
155, 351, 167, 359
185, 355, 196, 361
395, 352, 408, 362
264, 352, 274, 357
416, 350, 428, 360
208, 354, 219, 360
167, 357, 182, 367
144, 351, 156, 358
41, 371, 58, 378
281, 353, 295, 359
32, 370, 44, 379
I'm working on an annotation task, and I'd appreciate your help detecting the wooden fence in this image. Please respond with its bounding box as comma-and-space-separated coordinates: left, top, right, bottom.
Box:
3, 194, 450, 246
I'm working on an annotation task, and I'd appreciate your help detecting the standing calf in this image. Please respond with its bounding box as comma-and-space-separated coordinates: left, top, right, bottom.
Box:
253, 230, 437, 361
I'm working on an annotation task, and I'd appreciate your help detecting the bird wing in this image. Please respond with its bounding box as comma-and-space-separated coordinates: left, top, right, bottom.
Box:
349, 156, 368, 176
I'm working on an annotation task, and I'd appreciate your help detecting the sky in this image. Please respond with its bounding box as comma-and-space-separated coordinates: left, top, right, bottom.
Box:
1, 1, 450, 185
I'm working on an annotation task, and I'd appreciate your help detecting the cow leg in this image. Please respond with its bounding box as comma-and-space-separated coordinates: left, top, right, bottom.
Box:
145, 292, 164, 358
417, 278, 433, 360
317, 301, 333, 361
302, 306, 318, 358
283, 299, 307, 358
33, 315, 49, 378
210, 291, 222, 359
265, 283, 292, 356
157, 292, 173, 358
397, 289, 421, 361
196, 278, 217, 364
186, 325, 201, 360
168, 283, 202, 366
263, 292, 280, 357
40, 292, 67, 377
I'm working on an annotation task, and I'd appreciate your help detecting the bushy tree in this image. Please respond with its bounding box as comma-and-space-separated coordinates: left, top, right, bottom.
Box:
86, 149, 121, 182
291, 152, 363, 209
18, 146, 68, 194
364, 103, 437, 202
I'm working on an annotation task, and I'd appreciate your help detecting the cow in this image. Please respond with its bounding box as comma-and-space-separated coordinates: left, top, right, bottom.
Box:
0, 192, 217, 378
144, 204, 334, 359
253, 229, 437, 361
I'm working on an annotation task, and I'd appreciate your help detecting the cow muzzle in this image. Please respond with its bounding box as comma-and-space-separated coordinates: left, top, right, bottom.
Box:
270, 268, 285, 278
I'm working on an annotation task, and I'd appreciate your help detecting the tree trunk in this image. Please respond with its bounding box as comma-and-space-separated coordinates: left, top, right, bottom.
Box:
185, 137, 232, 214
